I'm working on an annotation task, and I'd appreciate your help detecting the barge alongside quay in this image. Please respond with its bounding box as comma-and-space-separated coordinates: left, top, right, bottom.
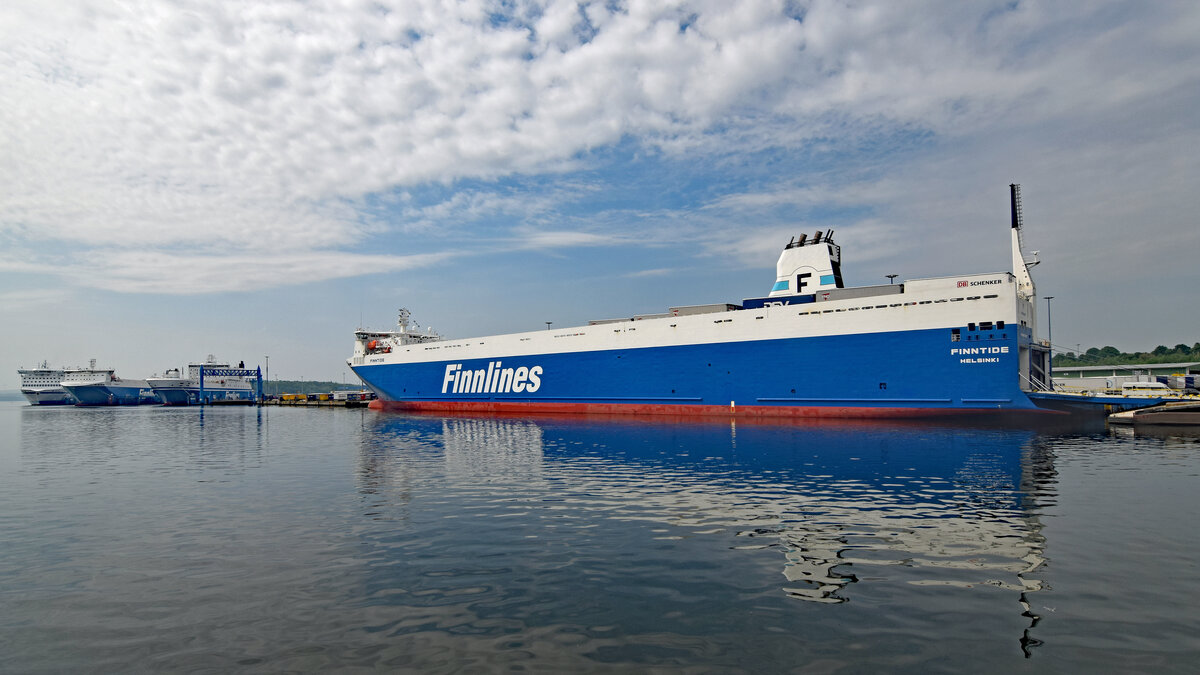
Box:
349, 186, 1130, 418
1108, 401, 1200, 427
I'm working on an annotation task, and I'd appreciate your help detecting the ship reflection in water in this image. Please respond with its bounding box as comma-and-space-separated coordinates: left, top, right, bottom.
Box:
357, 413, 1067, 654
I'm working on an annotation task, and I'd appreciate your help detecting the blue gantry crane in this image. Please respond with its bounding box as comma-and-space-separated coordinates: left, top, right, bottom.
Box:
197, 365, 263, 406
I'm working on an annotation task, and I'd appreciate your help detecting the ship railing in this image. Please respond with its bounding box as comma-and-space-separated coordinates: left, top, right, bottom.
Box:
1020, 372, 1055, 392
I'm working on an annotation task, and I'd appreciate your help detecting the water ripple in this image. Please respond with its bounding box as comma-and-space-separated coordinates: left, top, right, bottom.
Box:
2, 403, 1199, 671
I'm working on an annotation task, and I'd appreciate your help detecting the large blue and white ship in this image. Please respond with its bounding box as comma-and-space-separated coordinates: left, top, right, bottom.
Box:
17, 361, 74, 405
61, 359, 159, 406
348, 187, 1134, 418
147, 356, 257, 405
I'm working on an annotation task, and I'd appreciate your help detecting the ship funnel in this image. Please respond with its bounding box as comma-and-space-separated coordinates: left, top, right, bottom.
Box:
767, 231, 844, 297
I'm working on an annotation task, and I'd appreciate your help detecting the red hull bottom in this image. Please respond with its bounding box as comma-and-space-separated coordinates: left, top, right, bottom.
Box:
368, 399, 1046, 419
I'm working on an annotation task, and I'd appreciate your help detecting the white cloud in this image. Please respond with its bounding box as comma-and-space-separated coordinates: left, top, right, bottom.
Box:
623, 268, 675, 279
1, 0, 1198, 313
515, 229, 618, 250
0, 287, 73, 312
0, 249, 451, 294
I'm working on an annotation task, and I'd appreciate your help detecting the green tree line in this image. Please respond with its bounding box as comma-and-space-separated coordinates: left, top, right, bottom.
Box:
1053, 342, 1200, 367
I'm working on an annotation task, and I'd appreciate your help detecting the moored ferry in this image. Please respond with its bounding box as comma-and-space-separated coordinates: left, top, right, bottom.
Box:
147, 355, 256, 405
347, 187, 1142, 418
17, 361, 74, 405
61, 359, 159, 406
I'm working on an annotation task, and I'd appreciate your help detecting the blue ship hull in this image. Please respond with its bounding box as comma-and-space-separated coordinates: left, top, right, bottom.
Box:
155, 388, 195, 406
156, 387, 257, 406
354, 325, 1041, 418
66, 382, 160, 406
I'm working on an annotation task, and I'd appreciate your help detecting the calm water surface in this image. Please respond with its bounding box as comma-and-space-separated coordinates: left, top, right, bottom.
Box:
1, 402, 1198, 673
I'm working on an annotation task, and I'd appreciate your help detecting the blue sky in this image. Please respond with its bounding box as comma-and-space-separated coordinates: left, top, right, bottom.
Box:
3, 0, 1199, 383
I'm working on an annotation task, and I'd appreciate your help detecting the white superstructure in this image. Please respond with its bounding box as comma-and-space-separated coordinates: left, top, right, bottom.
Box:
61, 359, 117, 388
17, 361, 73, 405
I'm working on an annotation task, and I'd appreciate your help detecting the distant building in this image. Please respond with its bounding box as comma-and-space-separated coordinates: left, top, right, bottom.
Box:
1053, 362, 1200, 379
1051, 361, 1200, 392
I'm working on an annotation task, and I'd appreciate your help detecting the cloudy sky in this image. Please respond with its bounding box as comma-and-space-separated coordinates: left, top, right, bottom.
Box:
3, 0, 1199, 384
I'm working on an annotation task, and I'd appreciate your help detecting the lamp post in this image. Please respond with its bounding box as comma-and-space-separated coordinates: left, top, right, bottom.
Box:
886, 274, 898, 284
265, 355, 269, 398
1044, 296, 1055, 381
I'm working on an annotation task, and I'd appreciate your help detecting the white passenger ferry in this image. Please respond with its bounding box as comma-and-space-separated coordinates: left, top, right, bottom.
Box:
17, 361, 73, 405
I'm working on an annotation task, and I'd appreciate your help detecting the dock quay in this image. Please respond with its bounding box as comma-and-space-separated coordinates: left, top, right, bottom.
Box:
265, 398, 371, 408
261, 391, 376, 408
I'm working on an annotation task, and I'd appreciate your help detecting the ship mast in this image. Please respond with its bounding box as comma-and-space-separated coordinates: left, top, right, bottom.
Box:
1010, 183, 1038, 298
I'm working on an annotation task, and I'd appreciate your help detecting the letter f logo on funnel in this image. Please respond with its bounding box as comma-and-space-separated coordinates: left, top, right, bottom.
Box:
796, 272, 811, 292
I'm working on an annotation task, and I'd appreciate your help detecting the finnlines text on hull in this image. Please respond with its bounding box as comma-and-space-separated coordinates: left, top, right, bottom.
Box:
443, 362, 543, 394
